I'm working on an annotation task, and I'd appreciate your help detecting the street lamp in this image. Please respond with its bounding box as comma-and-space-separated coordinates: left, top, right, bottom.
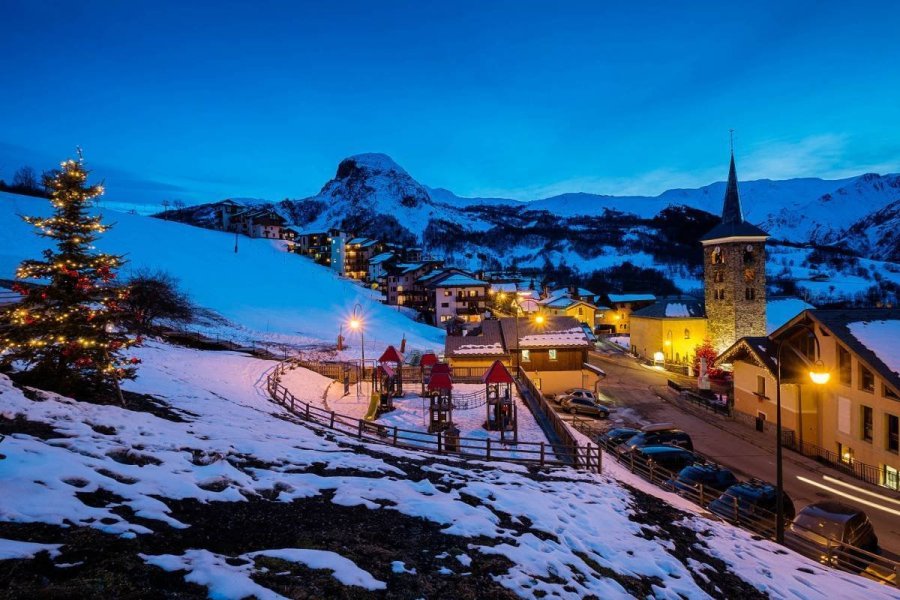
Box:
349, 303, 365, 394
774, 321, 831, 543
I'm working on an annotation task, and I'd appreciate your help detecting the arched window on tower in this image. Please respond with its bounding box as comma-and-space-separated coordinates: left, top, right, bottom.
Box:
745, 288, 756, 300
684, 328, 691, 340
714, 271, 725, 283
711, 247, 723, 265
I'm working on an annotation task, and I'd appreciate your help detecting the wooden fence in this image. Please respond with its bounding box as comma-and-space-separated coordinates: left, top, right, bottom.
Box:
265, 361, 601, 473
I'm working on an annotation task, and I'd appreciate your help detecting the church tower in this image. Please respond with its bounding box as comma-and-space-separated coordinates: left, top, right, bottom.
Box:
701, 152, 769, 353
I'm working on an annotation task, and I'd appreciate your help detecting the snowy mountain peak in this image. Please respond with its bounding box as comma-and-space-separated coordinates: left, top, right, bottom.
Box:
335, 153, 411, 180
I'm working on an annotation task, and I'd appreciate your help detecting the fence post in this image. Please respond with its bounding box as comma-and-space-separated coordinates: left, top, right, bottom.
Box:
629, 453, 635, 473
305, 403, 310, 420
329, 411, 335, 428
393, 426, 398, 446
485, 438, 491, 459
699, 484, 705, 506
437, 431, 443, 453
357, 419, 364, 439
732, 496, 740, 523
540, 442, 545, 467
290, 394, 294, 411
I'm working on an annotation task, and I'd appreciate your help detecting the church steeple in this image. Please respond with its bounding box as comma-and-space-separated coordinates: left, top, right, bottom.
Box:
721, 153, 744, 226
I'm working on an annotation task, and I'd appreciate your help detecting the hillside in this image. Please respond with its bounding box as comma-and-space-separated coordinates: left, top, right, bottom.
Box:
1, 341, 895, 599
0, 191, 444, 353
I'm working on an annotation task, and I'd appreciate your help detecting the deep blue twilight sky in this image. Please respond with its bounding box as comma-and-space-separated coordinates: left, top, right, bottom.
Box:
1, 1, 898, 207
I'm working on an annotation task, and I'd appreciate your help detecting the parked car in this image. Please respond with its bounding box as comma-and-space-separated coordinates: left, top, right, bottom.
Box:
617, 424, 694, 454
631, 445, 700, 474
598, 427, 641, 449
553, 388, 596, 405
561, 396, 609, 418
785, 501, 879, 572
665, 463, 739, 505
708, 480, 795, 535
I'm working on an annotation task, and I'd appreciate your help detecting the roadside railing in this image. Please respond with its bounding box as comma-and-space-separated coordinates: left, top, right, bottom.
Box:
266, 361, 601, 473
780, 431, 898, 492
584, 425, 900, 587
667, 379, 732, 416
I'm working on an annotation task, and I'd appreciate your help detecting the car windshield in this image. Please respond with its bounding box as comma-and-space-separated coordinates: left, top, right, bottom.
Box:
792, 514, 843, 542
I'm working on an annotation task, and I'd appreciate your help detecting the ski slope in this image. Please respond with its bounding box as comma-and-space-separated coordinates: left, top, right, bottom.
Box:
0, 191, 444, 353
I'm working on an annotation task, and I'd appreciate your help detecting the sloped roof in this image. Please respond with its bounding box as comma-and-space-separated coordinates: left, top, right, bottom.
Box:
482, 360, 514, 384
700, 153, 768, 242
427, 372, 453, 391
419, 352, 439, 367
499, 316, 592, 349
632, 296, 706, 319
716, 336, 778, 374
378, 345, 404, 364
368, 252, 395, 265
429, 273, 487, 288
445, 320, 507, 357
607, 293, 656, 304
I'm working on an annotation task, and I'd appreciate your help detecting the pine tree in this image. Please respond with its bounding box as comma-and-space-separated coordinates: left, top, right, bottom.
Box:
692, 338, 722, 378
0, 154, 139, 399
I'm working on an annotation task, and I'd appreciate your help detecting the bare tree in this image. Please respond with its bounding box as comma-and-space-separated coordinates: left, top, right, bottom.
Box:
12, 166, 39, 191
173, 199, 186, 210
161, 199, 171, 219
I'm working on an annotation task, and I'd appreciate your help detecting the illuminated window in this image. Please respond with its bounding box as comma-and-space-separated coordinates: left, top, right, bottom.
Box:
521, 349, 530, 362
684, 328, 690, 339
549, 349, 558, 361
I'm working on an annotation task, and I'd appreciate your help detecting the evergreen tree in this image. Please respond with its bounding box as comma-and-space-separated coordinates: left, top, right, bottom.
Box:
0, 155, 139, 398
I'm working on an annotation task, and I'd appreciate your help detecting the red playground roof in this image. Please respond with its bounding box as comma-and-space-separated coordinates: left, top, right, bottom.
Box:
420, 352, 439, 367
482, 360, 514, 385
431, 363, 451, 375
379, 345, 404, 364
427, 372, 453, 391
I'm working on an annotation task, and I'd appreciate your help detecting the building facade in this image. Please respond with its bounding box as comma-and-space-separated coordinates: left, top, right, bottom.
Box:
600, 294, 656, 333
629, 296, 708, 365
719, 309, 900, 491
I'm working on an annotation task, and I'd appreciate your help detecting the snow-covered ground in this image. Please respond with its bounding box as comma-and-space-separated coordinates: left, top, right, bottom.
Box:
1, 341, 896, 598
0, 192, 445, 354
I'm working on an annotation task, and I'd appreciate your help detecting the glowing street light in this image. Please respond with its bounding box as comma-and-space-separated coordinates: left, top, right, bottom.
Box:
809, 360, 831, 385
349, 304, 365, 394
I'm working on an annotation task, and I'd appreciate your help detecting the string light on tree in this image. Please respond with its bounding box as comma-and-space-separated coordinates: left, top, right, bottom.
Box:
0, 152, 140, 400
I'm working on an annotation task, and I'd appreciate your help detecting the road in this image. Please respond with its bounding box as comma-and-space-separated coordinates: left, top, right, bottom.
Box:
562, 344, 900, 558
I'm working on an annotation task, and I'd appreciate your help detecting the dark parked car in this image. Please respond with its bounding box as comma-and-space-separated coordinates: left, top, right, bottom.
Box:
561, 396, 609, 418
785, 501, 879, 572
598, 427, 640, 449
708, 480, 795, 535
617, 424, 694, 454
631, 445, 700, 474
665, 464, 739, 505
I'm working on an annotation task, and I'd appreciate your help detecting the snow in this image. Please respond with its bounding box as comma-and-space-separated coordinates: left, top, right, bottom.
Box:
608, 335, 631, 350
432, 274, 488, 287
664, 303, 690, 317
453, 342, 505, 355
0, 192, 445, 354
519, 327, 590, 348
608, 293, 656, 303
0, 538, 62, 561
847, 320, 900, 376
1, 339, 897, 597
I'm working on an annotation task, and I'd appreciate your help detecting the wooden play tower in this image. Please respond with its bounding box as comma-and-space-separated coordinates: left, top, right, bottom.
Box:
426, 363, 454, 434
483, 360, 517, 444
419, 351, 438, 395
377, 345, 405, 396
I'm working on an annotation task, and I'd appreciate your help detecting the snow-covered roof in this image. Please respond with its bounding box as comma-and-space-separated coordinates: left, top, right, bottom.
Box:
608, 293, 656, 303
490, 282, 519, 293
632, 296, 705, 319
430, 274, 487, 288
519, 326, 591, 348
454, 342, 505, 355
368, 252, 395, 265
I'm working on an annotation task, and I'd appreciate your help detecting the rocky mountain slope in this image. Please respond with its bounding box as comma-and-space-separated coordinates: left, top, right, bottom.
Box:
165, 153, 900, 302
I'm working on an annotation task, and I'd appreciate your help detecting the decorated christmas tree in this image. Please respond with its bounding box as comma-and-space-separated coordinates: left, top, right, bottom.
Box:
692, 338, 722, 379
0, 154, 139, 399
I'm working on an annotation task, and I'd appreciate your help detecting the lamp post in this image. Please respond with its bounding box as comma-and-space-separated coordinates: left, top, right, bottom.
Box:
349, 303, 365, 395
774, 320, 830, 543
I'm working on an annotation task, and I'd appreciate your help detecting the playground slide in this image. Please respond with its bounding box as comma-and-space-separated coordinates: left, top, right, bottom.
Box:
363, 392, 380, 421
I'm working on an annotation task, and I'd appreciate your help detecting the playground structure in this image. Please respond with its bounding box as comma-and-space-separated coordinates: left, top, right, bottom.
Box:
419, 351, 438, 395
365, 345, 406, 420
482, 360, 518, 444
426, 363, 455, 434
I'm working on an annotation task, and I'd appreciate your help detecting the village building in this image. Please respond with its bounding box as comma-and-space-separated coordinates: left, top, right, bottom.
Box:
540, 295, 599, 328
344, 237, 384, 281
214, 199, 245, 230
367, 252, 397, 287
384, 260, 443, 307
629, 296, 708, 365
599, 293, 656, 333
717, 308, 900, 491
444, 316, 600, 395
423, 270, 490, 327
